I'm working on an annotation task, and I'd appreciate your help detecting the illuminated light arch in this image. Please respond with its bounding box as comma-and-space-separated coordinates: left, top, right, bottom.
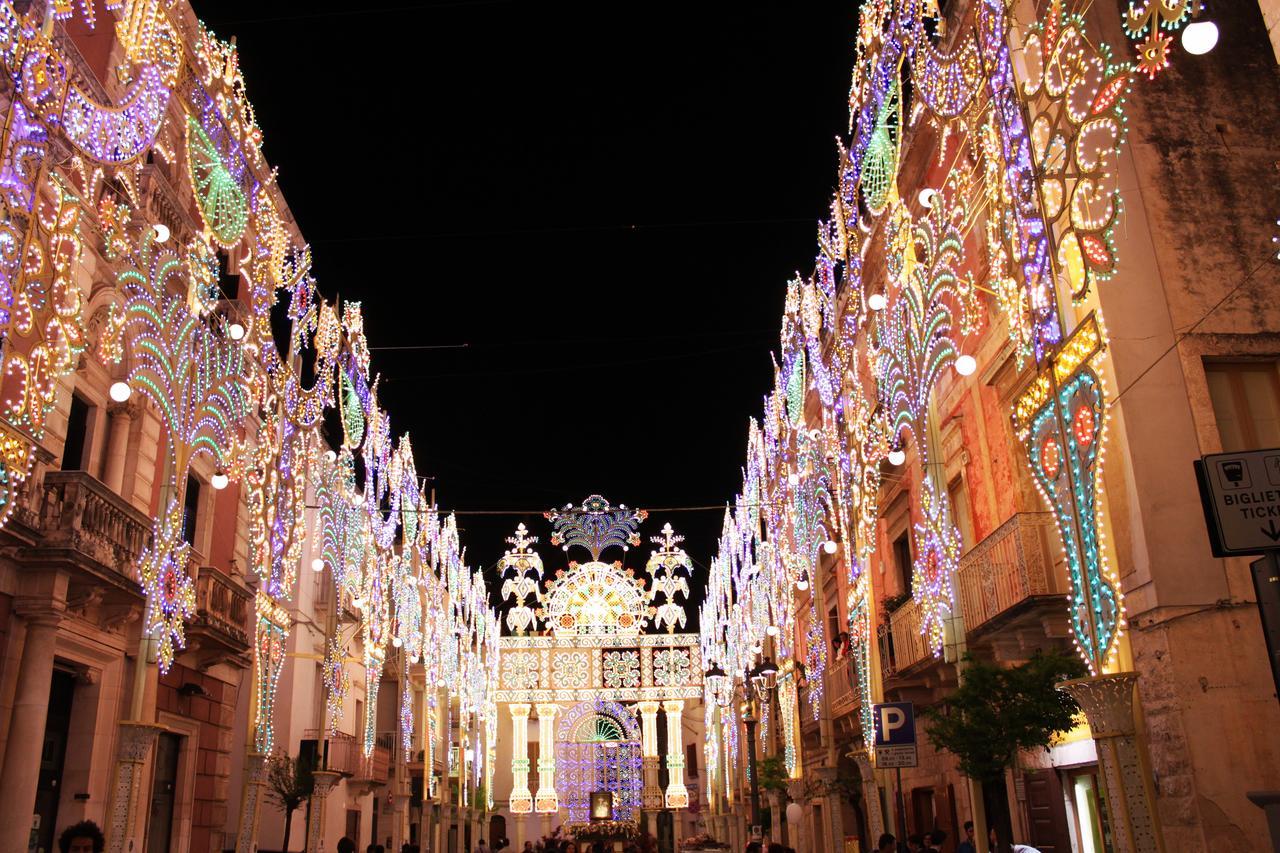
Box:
556, 700, 643, 823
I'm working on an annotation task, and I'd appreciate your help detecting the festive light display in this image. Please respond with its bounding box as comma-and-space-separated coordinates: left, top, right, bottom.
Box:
500, 523, 544, 635
1124, 0, 1193, 77
0, 6, 508, 847
646, 523, 692, 632
1021, 5, 1132, 301
108, 229, 250, 671
699, 0, 1166, 783
185, 115, 248, 248
556, 700, 643, 823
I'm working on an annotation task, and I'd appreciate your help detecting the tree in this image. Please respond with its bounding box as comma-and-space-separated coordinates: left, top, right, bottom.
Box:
921, 651, 1085, 848
265, 750, 315, 853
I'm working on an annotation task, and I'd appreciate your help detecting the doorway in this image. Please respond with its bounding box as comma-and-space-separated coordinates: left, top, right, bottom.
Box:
488, 815, 506, 848
146, 732, 182, 853
35, 669, 76, 853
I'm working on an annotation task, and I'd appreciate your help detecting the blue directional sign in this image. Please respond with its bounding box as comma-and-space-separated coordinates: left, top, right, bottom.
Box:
872, 702, 917, 768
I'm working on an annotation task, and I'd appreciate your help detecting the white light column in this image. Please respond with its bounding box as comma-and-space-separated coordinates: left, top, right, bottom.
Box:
510, 703, 533, 814
638, 700, 663, 811
534, 703, 559, 814
663, 700, 689, 808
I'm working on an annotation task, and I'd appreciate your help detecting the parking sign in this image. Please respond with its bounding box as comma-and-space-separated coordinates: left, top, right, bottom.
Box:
872, 702, 917, 768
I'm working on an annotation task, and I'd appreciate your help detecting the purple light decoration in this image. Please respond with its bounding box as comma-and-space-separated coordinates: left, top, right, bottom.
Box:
977, 0, 1061, 362
62, 63, 170, 164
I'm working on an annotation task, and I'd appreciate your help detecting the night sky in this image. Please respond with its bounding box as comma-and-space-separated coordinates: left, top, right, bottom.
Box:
197, 2, 857, 587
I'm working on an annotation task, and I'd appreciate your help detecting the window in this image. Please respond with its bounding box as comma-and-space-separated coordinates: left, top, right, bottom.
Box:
893, 532, 913, 597
1206, 361, 1280, 452
61, 394, 90, 471
181, 477, 201, 546
218, 252, 239, 300
686, 743, 699, 779
948, 476, 974, 552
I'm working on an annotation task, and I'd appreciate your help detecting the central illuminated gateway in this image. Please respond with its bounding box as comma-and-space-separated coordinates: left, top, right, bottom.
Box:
491, 496, 703, 844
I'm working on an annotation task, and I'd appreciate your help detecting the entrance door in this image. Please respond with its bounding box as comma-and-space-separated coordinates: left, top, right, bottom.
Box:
1024, 769, 1071, 853
35, 670, 75, 853
146, 732, 182, 853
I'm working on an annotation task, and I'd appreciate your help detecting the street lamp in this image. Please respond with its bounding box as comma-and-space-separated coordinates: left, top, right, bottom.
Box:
742, 660, 778, 833
741, 688, 762, 832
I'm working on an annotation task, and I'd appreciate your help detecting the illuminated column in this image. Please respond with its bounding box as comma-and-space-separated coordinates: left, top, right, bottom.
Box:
637, 700, 663, 812
1060, 674, 1164, 853
663, 700, 689, 809
509, 703, 533, 814
534, 703, 559, 814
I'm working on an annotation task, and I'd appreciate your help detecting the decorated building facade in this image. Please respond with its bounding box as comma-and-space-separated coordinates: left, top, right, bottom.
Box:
698, 2, 1280, 853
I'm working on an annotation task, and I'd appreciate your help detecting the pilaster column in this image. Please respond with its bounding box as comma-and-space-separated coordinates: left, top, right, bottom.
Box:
534, 703, 558, 813
102, 401, 135, 494
638, 700, 663, 812
811, 766, 846, 852
853, 749, 885, 844
509, 703, 533, 814
234, 752, 269, 853
1060, 673, 1165, 853
663, 700, 689, 809
307, 770, 342, 853
0, 605, 64, 852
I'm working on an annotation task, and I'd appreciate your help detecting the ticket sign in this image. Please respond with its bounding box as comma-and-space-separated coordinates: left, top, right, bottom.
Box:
872, 701, 917, 768
1195, 450, 1280, 556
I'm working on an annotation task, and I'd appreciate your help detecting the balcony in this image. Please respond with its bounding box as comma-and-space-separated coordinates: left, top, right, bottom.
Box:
828, 656, 858, 718
351, 733, 393, 789
187, 565, 253, 667
16, 470, 151, 594
880, 596, 933, 676
956, 512, 1070, 654
308, 730, 360, 776
139, 163, 200, 245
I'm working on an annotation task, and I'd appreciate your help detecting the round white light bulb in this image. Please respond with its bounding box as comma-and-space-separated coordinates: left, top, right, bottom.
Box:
228, 321, 246, 341
109, 380, 132, 403
868, 292, 887, 311
788, 472, 800, 486
152, 222, 170, 243
210, 471, 229, 490
796, 578, 809, 591
766, 625, 779, 637
311, 557, 324, 573
822, 540, 838, 555
392, 636, 403, 648
955, 354, 977, 376
888, 449, 907, 466
325, 449, 337, 462
918, 188, 937, 209
1182, 19, 1218, 55
351, 596, 364, 610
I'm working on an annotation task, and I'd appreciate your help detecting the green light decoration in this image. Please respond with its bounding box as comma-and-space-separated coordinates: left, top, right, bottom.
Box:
185, 116, 248, 247
785, 349, 805, 426
576, 714, 627, 744
860, 75, 900, 216
1014, 316, 1122, 674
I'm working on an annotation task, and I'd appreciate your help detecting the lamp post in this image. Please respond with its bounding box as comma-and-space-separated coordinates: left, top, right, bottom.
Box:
741, 657, 779, 835
741, 695, 762, 834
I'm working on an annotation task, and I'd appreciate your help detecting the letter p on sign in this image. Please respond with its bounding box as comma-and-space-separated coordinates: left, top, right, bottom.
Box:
872, 701, 916, 747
